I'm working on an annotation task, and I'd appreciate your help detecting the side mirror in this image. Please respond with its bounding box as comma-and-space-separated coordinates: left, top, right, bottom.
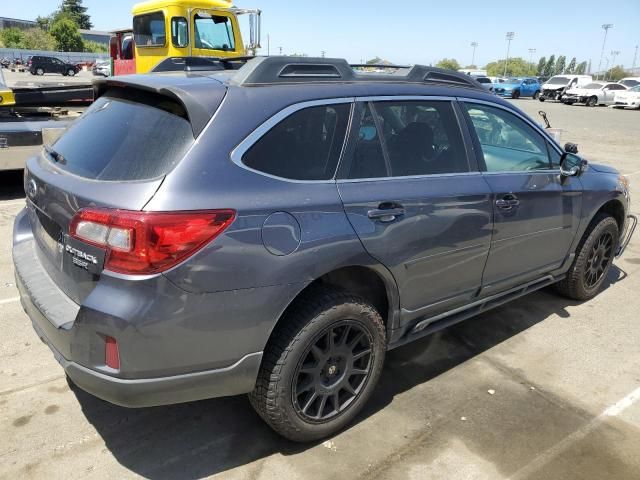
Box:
564, 142, 578, 154
560, 152, 587, 177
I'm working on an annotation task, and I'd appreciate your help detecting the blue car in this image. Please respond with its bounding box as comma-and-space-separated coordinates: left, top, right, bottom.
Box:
493, 77, 541, 99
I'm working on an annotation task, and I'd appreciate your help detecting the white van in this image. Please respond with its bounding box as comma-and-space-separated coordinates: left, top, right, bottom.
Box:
540, 74, 593, 101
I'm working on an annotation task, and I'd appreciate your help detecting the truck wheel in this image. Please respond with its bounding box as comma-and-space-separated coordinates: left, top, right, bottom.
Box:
512, 90, 520, 99
249, 286, 386, 442
587, 96, 598, 107
555, 213, 619, 300
36, 68, 44, 76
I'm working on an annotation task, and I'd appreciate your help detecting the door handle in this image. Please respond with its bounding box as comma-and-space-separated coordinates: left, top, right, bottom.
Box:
496, 194, 520, 210
368, 206, 405, 222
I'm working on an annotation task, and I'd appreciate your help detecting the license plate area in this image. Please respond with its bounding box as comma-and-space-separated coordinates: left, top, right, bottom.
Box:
62, 234, 105, 275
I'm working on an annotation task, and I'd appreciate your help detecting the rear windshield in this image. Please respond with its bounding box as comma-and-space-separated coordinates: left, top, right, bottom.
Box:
47, 89, 194, 181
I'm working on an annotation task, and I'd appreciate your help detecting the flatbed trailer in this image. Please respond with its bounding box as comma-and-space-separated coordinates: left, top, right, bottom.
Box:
0, 69, 91, 171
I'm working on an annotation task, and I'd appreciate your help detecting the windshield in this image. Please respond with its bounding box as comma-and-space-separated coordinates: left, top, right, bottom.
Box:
506, 77, 522, 83
47, 89, 194, 181
582, 83, 604, 89
629, 85, 640, 92
547, 76, 571, 85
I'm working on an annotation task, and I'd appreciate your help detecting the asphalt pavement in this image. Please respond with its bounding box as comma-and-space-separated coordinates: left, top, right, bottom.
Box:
0, 98, 639, 480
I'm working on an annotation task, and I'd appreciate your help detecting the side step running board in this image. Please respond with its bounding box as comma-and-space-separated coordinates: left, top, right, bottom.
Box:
390, 274, 560, 350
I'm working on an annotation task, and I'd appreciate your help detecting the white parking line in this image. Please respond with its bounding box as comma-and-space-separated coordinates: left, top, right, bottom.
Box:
509, 386, 640, 479
0, 297, 20, 305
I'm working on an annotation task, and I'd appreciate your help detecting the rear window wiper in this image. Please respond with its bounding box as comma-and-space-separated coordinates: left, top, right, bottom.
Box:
44, 144, 66, 165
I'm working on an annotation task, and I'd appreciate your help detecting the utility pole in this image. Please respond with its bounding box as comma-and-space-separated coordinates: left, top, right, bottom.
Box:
278, 46, 283, 56
597, 24, 613, 80
470, 42, 478, 66
267, 34, 270, 56
610, 50, 620, 71
321, 50, 326, 58
528, 48, 536, 64
503, 32, 515, 77
632, 45, 638, 71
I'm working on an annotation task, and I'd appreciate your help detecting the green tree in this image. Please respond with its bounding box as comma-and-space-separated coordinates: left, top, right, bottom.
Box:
21, 29, 57, 50
435, 58, 461, 71
575, 61, 587, 74
36, 15, 51, 31
567, 57, 576, 74
485, 57, 536, 77
59, 0, 92, 29
536, 56, 546, 76
0, 28, 25, 48
555, 55, 566, 74
605, 66, 627, 81
83, 40, 108, 53
50, 18, 84, 52
366, 57, 382, 65
543, 55, 556, 77
464, 64, 477, 69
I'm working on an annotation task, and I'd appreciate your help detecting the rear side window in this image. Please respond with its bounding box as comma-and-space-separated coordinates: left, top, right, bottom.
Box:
347, 100, 469, 179
47, 89, 194, 181
134, 12, 166, 47
242, 104, 350, 181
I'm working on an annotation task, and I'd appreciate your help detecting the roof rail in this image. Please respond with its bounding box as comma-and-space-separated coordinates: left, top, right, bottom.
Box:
151, 56, 252, 73
229, 56, 483, 90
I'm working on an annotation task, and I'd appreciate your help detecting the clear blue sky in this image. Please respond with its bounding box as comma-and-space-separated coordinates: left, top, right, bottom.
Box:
3, 0, 640, 68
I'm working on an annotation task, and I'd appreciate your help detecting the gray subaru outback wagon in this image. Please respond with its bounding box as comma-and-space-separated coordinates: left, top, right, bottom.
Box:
13, 57, 635, 441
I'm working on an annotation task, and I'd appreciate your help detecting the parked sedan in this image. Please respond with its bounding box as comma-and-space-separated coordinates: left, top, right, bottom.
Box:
562, 82, 627, 106
611, 85, 640, 109
493, 77, 541, 99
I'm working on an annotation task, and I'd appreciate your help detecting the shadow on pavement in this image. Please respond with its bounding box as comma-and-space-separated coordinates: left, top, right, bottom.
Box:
70, 266, 626, 479
0, 170, 25, 200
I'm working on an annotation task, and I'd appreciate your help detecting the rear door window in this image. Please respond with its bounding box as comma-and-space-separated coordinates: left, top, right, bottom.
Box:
346, 100, 469, 179
46, 89, 194, 181
242, 104, 350, 181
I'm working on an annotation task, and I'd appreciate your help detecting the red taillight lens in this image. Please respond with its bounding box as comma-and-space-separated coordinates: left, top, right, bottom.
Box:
70, 208, 236, 275
105, 336, 120, 369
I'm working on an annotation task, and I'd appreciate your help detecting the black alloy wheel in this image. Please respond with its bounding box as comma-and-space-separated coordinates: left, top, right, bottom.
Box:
292, 321, 373, 422
584, 231, 614, 288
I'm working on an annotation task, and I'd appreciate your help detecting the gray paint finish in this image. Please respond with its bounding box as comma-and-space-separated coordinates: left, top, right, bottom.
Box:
12, 69, 631, 407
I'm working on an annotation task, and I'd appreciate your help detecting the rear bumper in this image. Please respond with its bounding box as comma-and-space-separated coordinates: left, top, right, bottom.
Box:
12, 208, 301, 407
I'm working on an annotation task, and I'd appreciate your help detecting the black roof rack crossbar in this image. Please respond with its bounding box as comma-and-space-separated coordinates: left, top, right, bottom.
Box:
229, 57, 483, 90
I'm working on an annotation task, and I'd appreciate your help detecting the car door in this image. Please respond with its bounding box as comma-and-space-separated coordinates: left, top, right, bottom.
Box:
460, 101, 582, 295
521, 80, 531, 96
605, 83, 625, 104
337, 98, 493, 320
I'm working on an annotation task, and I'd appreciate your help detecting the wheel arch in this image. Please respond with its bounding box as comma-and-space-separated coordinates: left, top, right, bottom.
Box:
263, 264, 400, 351
595, 198, 625, 233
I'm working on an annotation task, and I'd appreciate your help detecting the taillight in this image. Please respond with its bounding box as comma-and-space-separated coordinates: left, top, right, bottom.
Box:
105, 336, 120, 370
70, 208, 235, 275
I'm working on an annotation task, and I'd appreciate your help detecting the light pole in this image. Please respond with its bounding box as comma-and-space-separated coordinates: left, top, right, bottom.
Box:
528, 48, 536, 65
597, 24, 613, 79
633, 45, 638, 71
267, 34, 270, 56
278, 46, 283, 56
610, 50, 620, 72
504, 32, 515, 77
470, 42, 478, 67
321, 50, 326, 58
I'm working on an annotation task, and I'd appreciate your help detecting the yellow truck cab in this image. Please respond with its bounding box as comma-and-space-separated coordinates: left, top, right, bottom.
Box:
130, 0, 261, 73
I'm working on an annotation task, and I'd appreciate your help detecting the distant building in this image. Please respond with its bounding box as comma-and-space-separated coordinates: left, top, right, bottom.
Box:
79, 29, 111, 45
0, 17, 37, 30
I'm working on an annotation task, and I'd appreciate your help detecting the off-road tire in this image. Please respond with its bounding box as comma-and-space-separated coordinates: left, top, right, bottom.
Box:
555, 213, 619, 300
249, 286, 386, 442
